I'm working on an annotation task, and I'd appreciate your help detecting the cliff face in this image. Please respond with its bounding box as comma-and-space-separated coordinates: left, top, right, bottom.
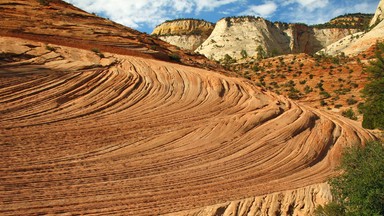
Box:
152, 19, 214, 50
166, 183, 332, 216
370, 0, 384, 27
196, 17, 291, 60
321, 1, 384, 56
195, 17, 358, 61
321, 20, 384, 56
157, 35, 207, 51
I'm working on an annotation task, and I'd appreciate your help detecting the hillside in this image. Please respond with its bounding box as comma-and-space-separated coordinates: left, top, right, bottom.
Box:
0, 0, 378, 216
317, 0, 384, 56
153, 14, 372, 61
152, 19, 214, 50
0, 35, 374, 216
230, 50, 377, 121
314, 13, 373, 30
0, 0, 222, 70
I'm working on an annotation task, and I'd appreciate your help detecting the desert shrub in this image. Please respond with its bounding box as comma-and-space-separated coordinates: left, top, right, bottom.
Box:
256, 45, 266, 60
320, 91, 331, 99
222, 54, 236, 65
169, 53, 181, 62
320, 100, 327, 106
304, 85, 313, 94
342, 108, 357, 120
91, 48, 104, 58
288, 87, 301, 100
346, 98, 358, 105
335, 104, 343, 109
46, 45, 56, 52
240, 49, 248, 59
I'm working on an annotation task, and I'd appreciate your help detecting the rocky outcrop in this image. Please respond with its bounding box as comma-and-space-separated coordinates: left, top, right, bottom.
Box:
195, 17, 358, 61
1, 36, 375, 215
319, 0, 384, 56
152, 19, 214, 50
156, 35, 207, 51
370, 0, 384, 27
166, 183, 332, 216
321, 20, 384, 56
196, 17, 291, 60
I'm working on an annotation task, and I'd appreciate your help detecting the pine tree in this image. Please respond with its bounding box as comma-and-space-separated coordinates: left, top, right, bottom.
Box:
362, 43, 384, 129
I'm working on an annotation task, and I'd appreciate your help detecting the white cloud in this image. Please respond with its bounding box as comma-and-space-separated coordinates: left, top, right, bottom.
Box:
63, 0, 379, 32
194, 0, 240, 13
240, 2, 278, 17
279, 0, 329, 11
64, 0, 242, 31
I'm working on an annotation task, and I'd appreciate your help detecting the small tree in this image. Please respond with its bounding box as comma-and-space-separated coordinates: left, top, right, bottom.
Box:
240, 49, 248, 59
256, 45, 266, 60
362, 43, 384, 129
317, 141, 384, 216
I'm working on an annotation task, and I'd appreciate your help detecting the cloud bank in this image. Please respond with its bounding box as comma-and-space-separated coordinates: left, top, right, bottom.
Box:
63, 0, 378, 32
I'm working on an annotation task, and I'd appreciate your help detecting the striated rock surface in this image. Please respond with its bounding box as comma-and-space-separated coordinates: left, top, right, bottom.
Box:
1, 36, 375, 215
152, 19, 214, 50
370, 0, 384, 27
166, 183, 332, 216
195, 17, 358, 61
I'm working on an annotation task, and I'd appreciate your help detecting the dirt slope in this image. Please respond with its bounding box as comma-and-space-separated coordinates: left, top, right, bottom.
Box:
0, 36, 375, 215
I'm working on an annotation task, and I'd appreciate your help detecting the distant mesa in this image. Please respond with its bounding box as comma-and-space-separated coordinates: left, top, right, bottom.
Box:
152, 19, 215, 50
153, 14, 373, 61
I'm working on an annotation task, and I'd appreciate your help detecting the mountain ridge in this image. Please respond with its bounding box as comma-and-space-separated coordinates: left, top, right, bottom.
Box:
152, 13, 373, 61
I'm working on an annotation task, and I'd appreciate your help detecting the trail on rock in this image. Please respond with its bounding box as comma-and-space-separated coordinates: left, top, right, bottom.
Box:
0, 39, 374, 216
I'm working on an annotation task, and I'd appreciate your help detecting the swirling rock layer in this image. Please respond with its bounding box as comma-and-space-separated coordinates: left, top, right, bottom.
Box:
0, 37, 374, 215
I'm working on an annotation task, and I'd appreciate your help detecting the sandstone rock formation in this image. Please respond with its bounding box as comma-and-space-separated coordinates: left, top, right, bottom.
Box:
370, 0, 384, 27
322, 20, 384, 56
152, 19, 214, 50
167, 183, 331, 216
1, 35, 375, 216
195, 17, 358, 61
0, 0, 221, 69
320, 1, 384, 56
0, 1, 377, 216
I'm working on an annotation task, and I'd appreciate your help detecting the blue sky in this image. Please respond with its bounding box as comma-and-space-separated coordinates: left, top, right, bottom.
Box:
64, 0, 379, 34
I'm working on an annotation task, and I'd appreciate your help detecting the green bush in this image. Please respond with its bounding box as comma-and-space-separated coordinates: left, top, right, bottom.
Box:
315, 202, 345, 216
240, 49, 248, 59
91, 48, 104, 58
169, 53, 181, 62
346, 98, 358, 105
342, 108, 357, 120
362, 43, 384, 129
320, 141, 384, 216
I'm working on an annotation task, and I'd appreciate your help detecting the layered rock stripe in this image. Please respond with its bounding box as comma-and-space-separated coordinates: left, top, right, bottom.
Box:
0, 37, 374, 215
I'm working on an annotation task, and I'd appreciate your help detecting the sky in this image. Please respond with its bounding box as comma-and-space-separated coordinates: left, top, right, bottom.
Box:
63, 0, 379, 34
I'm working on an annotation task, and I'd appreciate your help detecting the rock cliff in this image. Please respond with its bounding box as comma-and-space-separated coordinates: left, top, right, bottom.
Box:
166, 183, 332, 216
321, 1, 384, 56
321, 20, 384, 56
195, 17, 358, 61
152, 19, 214, 50
370, 0, 384, 27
